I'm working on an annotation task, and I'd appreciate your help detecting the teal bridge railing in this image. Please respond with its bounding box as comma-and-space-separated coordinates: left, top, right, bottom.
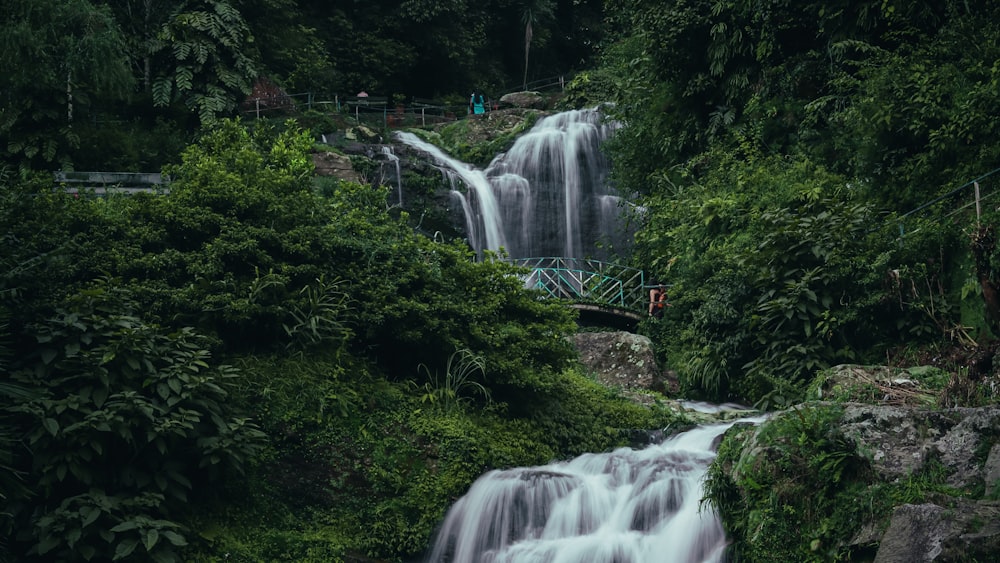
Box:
509, 257, 649, 314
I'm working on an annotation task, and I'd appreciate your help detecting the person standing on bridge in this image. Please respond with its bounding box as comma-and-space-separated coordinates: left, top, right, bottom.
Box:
649, 284, 669, 318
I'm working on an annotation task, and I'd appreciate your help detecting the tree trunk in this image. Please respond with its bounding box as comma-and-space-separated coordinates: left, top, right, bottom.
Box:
523, 20, 532, 91
66, 68, 73, 123
971, 224, 1000, 333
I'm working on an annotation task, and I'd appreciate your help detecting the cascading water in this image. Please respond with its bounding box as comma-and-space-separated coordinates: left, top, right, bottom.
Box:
395, 108, 629, 260
424, 414, 763, 563
380, 145, 403, 206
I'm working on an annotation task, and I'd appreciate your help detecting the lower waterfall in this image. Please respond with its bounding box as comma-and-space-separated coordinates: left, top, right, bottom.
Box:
424, 416, 761, 563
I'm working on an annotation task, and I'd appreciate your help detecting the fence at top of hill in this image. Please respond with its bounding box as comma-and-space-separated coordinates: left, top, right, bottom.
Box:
239, 75, 569, 129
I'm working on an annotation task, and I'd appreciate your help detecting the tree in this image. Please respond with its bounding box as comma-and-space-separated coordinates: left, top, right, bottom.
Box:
3, 287, 265, 562
107, 0, 178, 92
235, 0, 334, 93
150, 0, 257, 126
0, 0, 132, 170
520, 0, 554, 90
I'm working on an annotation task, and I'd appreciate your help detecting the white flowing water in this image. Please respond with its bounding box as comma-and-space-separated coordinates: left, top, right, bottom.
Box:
380, 145, 403, 206
424, 416, 763, 563
395, 108, 629, 260
395, 132, 507, 251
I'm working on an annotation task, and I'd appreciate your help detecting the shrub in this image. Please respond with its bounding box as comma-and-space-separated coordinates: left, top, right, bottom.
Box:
3, 286, 265, 562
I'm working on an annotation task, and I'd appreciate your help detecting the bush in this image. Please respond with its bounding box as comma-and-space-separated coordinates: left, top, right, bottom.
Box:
706, 405, 873, 561
3, 286, 265, 562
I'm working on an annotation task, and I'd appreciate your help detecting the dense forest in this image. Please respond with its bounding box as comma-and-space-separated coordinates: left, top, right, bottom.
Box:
2, 0, 1000, 561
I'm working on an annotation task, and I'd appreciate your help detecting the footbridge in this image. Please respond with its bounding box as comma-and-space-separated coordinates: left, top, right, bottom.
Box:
509, 257, 651, 331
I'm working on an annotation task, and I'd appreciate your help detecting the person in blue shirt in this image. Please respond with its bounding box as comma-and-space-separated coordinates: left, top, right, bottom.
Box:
470, 91, 486, 115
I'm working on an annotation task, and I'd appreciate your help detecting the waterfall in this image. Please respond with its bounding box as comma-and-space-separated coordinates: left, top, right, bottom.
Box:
380, 145, 403, 207
395, 133, 507, 251
424, 415, 763, 563
395, 108, 628, 260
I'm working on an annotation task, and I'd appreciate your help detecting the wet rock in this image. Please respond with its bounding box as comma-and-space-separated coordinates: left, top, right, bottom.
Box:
984, 443, 1000, 497
874, 503, 951, 563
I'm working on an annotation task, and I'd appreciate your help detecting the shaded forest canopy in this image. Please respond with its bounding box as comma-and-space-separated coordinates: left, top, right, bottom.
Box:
2, 1, 1000, 561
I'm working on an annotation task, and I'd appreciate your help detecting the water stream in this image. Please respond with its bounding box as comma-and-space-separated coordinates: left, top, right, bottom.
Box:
424, 412, 763, 563
396, 108, 630, 260
381, 145, 403, 206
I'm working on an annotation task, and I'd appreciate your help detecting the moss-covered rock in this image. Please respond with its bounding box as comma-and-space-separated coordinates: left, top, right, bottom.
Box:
707, 402, 1000, 561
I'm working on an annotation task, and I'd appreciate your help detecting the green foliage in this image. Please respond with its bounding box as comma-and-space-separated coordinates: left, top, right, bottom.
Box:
740, 196, 882, 397
281, 276, 353, 351
555, 69, 622, 111
191, 349, 682, 561
609, 1, 1000, 406
151, 0, 257, 126
706, 405, 873, 561
113, 119, 349, 352
3, 285, 265, 561
806, 365, 949, 407
192, 356, 559, 561
520, 369, 686, 456
70, 117, 190, 172
825, 5, 1000, 209
412, 348, 491, 413
316, 177, 579, 397
0, 0, 133, 171
428, 112, 540, 167
32, 491, 188, 562
636, 149, 900, 404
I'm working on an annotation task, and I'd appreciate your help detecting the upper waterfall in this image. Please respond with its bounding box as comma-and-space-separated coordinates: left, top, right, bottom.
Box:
395, 108, 632, 260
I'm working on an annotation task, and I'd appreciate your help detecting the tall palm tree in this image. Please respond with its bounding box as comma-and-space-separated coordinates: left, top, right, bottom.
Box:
521, 0, 554, 91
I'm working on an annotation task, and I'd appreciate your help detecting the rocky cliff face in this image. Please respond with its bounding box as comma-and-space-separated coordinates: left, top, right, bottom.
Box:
710, 364, 1000, 562
841, 403, 1000, 561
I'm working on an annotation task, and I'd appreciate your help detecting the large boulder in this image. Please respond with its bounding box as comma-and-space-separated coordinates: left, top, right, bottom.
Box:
499, 91, 546, 109
874, 501, 1000, 562
311, 151, 360, 183
838, 404, 1000, 488
571, 331, 666, 392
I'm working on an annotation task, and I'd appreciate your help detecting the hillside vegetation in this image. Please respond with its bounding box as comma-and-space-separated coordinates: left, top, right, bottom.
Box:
2, 1, 1000, 561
